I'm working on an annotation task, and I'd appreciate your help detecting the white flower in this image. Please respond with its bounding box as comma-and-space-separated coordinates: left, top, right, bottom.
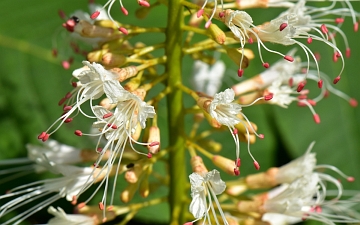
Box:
209, 88, 242, 126
39, 61, 125, 141
0, 158, 103, 225
47, 206, 95, 225
275, 141, 317, 184
188, 170, 228, 225
262, 213, 301, 225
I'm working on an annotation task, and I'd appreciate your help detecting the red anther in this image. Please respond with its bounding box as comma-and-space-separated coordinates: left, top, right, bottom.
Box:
233, 128, 238, 135
102, 218, 108, 223
107, 123, 118, 129
71, 196, 77, 205
324, 90, 330, 98
307, 37, 312, 44
75, 130, 83, 136
347, 177, 355, 182
307, 99, 316, 106
332, 53, 338, 62
103, 112, 113, 119
279, 23, 288, 31
235, 158, 241, 167
259, 134, 264, 139
262, 62, 270, 68
354, 22, 359, 32
63, 105, 72, 111
90, 11, 100, 20
205, 20, 212, 29
77, 202, 86, 209
138, 0, 150, 7
349, 98, 358, 107
183, 223, 194, 225
62, 61, 70, 70
119, 27, 128, 35
96, 147, 103, 153
42, 134, 50, 142
317, 80, 323, 89
284, 55, 294, 62
297, 82, 305, 92
254, 161, 260, 170
298, 95, 307, 100
197, 9, 204, 18
234, 168, 240, 176
107, 205, 114, 211
314, 52, 321, 61
335, 18, 344, 24
121, 7, 128, 16
333, 76, 341, 84
98, 202, 104, 210
288, 78, 293, 87
38, 132, 46, 139
315, 206, 322, 213
72, 82, 77, 88
297, 101, 306, 107
264, 93, 273, 101
237, 69, 244, 77
248, 37, 253, 44
346, 48, 351, 58
149, 141, 160, 147
320, 24, 328, 34
93, 163, 99, 168
328, 32, 336, 41
313, 114, 320, 124
58, 10, 66, 19
219, 11, 225, 18
65, 92, 72, 99
64, 118, 73, 123
52, 49, 58, 57
147, 153, 152, 158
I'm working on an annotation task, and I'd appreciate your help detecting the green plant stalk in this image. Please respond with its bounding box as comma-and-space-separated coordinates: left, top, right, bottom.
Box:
165, 0, 187, 224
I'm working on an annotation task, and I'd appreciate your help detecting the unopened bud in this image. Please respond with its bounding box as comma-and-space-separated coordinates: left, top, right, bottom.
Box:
212, 155, 237, 176
196, 97, 212, 112
198, 139, 222, 153
147, 126, 160, 154
139, 175, 150, 197
102, 53, 127, 67
226, 48, 249, 69
121, 183, 138, 203
207, 24, 226, 45
124, 164, 142, 184
190, 156, 208, 174
131, 123, 142, 141
100, 98, 117, 110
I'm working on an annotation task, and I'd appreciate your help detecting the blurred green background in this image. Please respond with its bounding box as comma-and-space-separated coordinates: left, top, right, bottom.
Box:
0, 0, 359, 224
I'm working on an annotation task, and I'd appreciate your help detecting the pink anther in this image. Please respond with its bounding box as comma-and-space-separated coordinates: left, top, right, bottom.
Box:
197, 9, 204, 18
320, 24, 328, 34
297, 82, 305, 92
121, 7, 128, 16
313, 114, 320, 124
333, 76, 341, 84
248, 37, 253, 44
237, 69, 244, 77
90, 11, 100, 20
335, 18, 344, 24
119, 27, 128, 35
103, 112, 113, 119
234, 168, 240, 176
74, 130, 83, 136
264, 93, 273, 101
307, 37, 312, 44
279, 23, 287, 31
349, 98, 358, 107
262, 62, 270, 68
254, 161, 260, 170
317, 80, 323, 89
284, 55, 294, 62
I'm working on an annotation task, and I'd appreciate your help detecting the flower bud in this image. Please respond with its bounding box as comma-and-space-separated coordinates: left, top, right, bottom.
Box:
102, 52, 127, 67
245, 167, 278, 189
110, 66, 138, 82
207, 23, 226, 45
190, 156, 208, 174
100, 98, 117, 110
74, 20, 116, 38
226, 48, 249, 69
212, 155, 237, 176
121, 183, 138, 203
124, 164, 143, 184
139, 173, 150, 198
131, 123, 142, 141
198, 139, 222, 153
147, 126, 160, 154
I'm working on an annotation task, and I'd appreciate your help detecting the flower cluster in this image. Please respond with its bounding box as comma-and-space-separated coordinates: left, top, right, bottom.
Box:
0, 0, 359, 224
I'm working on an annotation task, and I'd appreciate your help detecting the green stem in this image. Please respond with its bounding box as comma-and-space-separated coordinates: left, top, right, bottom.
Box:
165, 1, 187, 225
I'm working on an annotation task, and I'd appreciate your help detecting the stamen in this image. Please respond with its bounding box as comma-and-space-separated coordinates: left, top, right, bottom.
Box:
71, 196, 77, 205
197, 9, 204, 18
38, 132, 46, 140
90, 11, 100, 20
284, 55, 294, 62
264, 93, 273, 101
335, 18, 345, 24
64, 118, 73, 123
262, 63, 270, 68
234, 168, 240, 176
74, 130, 83, 136
307, 37, 313, 44
333, 76, 341, 84
237, 69, 244, 77
253, 161, 260, 170
320, 24, 328, 34
205, 21, 212, 29
103, 112, 113, 119
147, 153, 152, 158
318, 80, 323, 88
98, 202, 104, 210
77, 202, 86, 209
248, 38, 253, 44
42, 134, 50, 142
63, 105, 72, 111
235, 158, 241, 167
346, 48, 351, 58
354, 22, 358, 32
121, 7, 128, 16
138, 0, 150, 7
297, 82, 306, 92
313, 114, 321, 124
349, 98, 358, 107
279, 23, 287, 31
119, 27, 128, 35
